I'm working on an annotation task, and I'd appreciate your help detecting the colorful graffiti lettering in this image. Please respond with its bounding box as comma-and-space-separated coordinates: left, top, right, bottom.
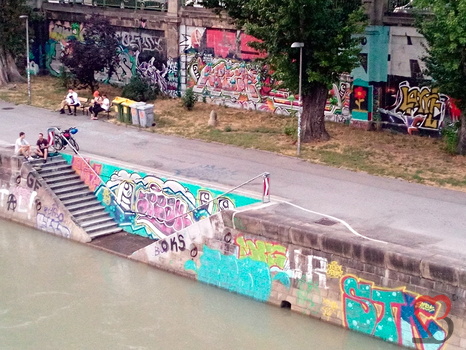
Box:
185, 245, 289, 302
290, 250, 330, 289
72, 157, 103, 191
234, 235, 287, 269
341, 275, 448, 349
379, 81, 453, 135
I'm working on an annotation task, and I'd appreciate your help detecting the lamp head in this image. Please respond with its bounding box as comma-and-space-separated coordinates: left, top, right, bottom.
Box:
291, 42, 304, 48
19, 15, 28, 19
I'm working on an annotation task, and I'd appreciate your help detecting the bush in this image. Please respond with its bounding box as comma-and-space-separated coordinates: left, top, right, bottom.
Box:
122, 75, 158, 102
442, 121, 460, 154
182, 87, 197, 110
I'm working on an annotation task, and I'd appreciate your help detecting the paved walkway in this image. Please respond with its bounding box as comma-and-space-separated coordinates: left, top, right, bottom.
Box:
1, 100, 465, 257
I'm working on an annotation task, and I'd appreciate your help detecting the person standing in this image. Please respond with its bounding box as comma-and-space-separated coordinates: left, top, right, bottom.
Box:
36, 133, 49, 162
59, 88, 81, 115
14, 132, 34, 160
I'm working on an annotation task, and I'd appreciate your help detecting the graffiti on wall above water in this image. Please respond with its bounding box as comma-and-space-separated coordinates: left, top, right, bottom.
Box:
378, 80, 460, 135
36, 204, 71, 239
47, 20, 178, 97
181, 26, 300, 114
341, 275, 449, 349
55, 153, 262, 240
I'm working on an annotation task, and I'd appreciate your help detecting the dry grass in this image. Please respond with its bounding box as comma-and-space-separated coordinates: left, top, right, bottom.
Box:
2, 75, 466, 191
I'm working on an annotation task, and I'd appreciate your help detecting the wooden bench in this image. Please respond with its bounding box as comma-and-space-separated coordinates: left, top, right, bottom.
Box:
78, 97, 91, 115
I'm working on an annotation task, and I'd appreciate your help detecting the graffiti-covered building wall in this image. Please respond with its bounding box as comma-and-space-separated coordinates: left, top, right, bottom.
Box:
42, 2, 459, 135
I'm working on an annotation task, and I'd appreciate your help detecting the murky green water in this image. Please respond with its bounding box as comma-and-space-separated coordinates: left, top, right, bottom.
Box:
0, 219, 401, 350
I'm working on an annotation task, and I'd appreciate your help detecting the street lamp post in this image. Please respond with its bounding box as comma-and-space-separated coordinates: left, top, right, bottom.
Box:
291, 42, 304, 156
19, 15, 31, 105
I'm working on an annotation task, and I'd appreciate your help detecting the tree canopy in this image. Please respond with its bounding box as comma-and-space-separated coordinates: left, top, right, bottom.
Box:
61, 15, 119, 92
414, 0, 466, 154
202, 0, 366, 141
0, 0, 31, 85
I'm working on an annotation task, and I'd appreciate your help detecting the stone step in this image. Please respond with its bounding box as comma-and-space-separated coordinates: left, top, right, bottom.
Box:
39, 165, 73, 176
49, 179, 86, 191
45, 174, 82, 185
88, 227, 123, 239
57, 190, 94, 201
54, 184, 90, 196
80, 216, 115, 229
40, 169, 76, 179
74, 209, 108, 221
62, 196, 100, 207
67, 202, 103, 213
85, 221, 120, 234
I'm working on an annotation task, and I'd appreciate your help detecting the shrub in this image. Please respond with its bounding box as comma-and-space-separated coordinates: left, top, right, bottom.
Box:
442, 121, 460, 154
182, 87, 197, 110
122, 75, 158, 102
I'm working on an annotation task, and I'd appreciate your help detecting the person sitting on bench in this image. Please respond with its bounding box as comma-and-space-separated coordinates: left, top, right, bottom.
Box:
59, 88, 81, 116
89, 93, 110, 120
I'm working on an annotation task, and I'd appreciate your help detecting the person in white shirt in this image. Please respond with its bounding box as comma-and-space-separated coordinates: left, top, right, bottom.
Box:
14, 132, 34, 160
90, 93, 110, 120
59, 88, 81, 116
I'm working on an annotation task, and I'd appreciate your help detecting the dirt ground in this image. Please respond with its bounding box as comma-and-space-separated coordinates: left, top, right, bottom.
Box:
1, 75, 466, 191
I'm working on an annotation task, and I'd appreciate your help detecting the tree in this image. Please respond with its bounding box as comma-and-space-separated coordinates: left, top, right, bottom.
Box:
201, 0, 366, 142
414, 0, 466, 155
0, 0, 30, 86
61, 15, 119, 92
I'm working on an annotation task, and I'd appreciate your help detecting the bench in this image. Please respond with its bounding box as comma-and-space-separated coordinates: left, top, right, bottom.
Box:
78, 97, 91, 115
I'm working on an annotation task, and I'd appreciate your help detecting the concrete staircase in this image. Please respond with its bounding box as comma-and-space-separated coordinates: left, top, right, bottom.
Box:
32, 155, 123, 239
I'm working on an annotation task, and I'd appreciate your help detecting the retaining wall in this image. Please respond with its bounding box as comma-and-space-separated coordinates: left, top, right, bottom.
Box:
0, 147, 91, 243
130, 203, 466, 350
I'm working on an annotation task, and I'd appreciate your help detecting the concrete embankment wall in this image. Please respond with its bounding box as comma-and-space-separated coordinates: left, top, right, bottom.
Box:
130, 203, 466, 350
0, 147, 91, 243
2, 148, 465, 349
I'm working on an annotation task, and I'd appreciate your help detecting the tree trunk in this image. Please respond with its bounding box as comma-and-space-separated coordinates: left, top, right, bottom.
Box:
301, 84, 330, 142
457, 113, 466, 155
0, 47, 24, 86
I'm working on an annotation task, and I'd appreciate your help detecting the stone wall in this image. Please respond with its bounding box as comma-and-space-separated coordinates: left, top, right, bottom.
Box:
130, 202, 466, 349
0, 148, 91, 243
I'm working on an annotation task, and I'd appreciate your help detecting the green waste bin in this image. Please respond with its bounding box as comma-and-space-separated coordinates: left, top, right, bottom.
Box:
121, 99, 136, 124
112, 97, 128, 122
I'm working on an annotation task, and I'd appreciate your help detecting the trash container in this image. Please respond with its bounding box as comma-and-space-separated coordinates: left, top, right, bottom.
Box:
121, 99, 136, 124
129, 102, 146, 125
138, 104, 155, 128
111, 97, 128, 122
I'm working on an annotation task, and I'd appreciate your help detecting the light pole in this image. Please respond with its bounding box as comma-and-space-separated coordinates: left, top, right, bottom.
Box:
291, 42, 304, 156
19, 15, 31, 105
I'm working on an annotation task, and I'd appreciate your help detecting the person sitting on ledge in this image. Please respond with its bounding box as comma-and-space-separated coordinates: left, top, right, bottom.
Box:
35, 132, 49, 163
14, 132, 34, 161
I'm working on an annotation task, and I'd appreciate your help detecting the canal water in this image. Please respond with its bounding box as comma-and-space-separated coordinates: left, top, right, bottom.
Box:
0, 219, 400, 350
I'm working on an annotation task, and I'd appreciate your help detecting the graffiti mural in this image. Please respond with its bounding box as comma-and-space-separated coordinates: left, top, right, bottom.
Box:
341, 275, 449, 349
378, 80, 460, 135
46, 20, 178, 96
181, 25, 300, 114
61, 154, 260, 240
235, 235, 287, 269
185, 245, 290, 302
325, 78, 352, 123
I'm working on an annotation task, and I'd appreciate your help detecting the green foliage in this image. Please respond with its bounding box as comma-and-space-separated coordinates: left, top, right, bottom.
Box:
56, 66, 73, 89
182, 87, 197, 110
61, 15, 119, 92
442, 122, 460, 154
122, 75, 158, 102
0, 0, 30, 57
202, 0, 366, 95
413, 0, 466, 153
